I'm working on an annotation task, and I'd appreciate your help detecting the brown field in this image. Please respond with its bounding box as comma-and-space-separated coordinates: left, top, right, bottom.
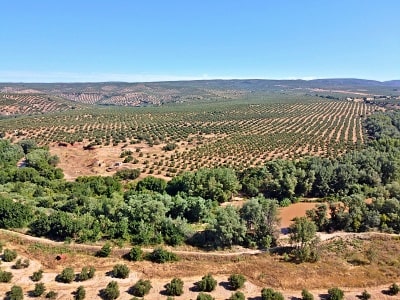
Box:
0, 229, 399, 299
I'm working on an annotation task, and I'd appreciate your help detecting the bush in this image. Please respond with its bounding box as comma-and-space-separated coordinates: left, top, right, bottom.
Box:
7, 285, 24, 300
57, 267, 75, 283
32, 283, 46, 297
102, 281, 120, 300
261, 288, 284, 300
228, 274, 246, 290
197, 292, 215, 300
165, 277, 184, 296
128, 246, 143, 261
229, 291, 246, 300
388, 283, 400, 295
78, 266, 95, 281
147, 247, 178, 263
359, 290, 371, 300
0, 270, 13, 282
74, 286, 86, 300
112, 264, 130, 279
96, 243, 112, 257
198, 274, 217, 292
45, 291, 58, 299
301, 289, 314, 300
130, 279, 152, 297
327, 287, 344, 300
31, 269, 43, 282
3, 249, 17, 262
14, 258, 30, 269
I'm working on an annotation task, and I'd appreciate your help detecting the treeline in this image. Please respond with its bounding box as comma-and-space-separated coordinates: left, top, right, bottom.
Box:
1, 110, 400, 248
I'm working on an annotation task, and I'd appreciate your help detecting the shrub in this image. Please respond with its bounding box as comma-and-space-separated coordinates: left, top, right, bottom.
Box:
0, 270, 13, 282
130, 279, 152, 297
57, 267, 75, 283
74, 286, 86, 300
14, 258, 30, 269
128, 246, 143, 261
3, 249, 17, 262
228, 274, 246, 290
165, 277, 184, 296
261, 288, 284, 300
78, 266, 96, 281
301, 289, 314, 300
7, 285, 24, 300
197, 292, 215, 300
388, 283, 400, 295
112, 264, 130, 279
32, 283, 46, 297
359, 290, 371, 300
45, 291, 58, 299
96, 243, 112, 257
102, 281, 120, 300
229, 291, 246, 300
327, 287, 344, 300
147, 247, 178, 263
198, 274, 217, 292
31, 269, 43, 282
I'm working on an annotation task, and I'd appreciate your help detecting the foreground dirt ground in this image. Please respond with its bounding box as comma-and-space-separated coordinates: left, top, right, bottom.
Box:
1, 230, 400, 299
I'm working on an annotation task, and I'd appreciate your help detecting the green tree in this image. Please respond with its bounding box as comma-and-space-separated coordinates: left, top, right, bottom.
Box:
388, 283, 400, 295
130, 279, 152, 297
207, 205, 246, 248
136, 176, 167, 193
57, 267, 75, 283
112, 264, 130, 279
165, 277, 184, 296
74, 286, 86, 300
261, 288, 284, 300
290, 217, 319, 262
301, 289, 314, 300
0, 270, 13, 282
102, 281, 120, 300
32, 283, 46, 297
96, 242, 112, 257
197, 292, 215, 300
147, 247, 178, 263
3, 249, 18, 262
30, 269, 43, 282
78, 266, 95, 281
359, 290, 371, 300
198, 274, 217, 292
327, 287, 344, 300
127, 246, 143, 261
7, 285, 24, 300
229, 291, 245, 300
228, 274, 246, 290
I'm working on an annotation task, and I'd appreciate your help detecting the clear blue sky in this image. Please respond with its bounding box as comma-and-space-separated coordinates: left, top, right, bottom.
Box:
1, 1, 399, 82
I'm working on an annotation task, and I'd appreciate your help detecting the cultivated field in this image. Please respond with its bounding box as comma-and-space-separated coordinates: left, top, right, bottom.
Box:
1, 99, 377, 180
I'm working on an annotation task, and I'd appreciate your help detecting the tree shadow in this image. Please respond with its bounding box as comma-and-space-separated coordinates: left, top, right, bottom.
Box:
218, 281, 234, 291
247, 297, 262, 300
319, 293, 329, 300
189, 282, 200, 292
289, 297, 301, 300
105, 270, 114, 277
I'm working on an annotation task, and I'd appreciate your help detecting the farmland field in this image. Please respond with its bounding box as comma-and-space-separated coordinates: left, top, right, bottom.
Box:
0, 96, 377, 179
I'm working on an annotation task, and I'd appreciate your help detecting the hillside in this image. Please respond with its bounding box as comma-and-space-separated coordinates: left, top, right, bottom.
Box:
0, 79, 399, 111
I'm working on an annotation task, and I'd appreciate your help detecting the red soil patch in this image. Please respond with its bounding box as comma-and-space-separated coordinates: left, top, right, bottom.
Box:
279, 202, 319, 229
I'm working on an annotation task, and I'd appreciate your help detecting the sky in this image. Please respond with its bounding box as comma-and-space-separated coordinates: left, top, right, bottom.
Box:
0, 1, 399, 82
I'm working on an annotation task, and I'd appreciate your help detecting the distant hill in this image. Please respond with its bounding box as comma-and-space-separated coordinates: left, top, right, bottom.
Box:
0, 79, 399, 112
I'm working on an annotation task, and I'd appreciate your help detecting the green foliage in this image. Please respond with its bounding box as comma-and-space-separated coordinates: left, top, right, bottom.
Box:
207, 205, 246, 248
196, 292, 215, 300
388, 283, 400, 295
18, 139, 37, 154
128, 246, 143, 261
57, 267, 75, 283
261, 288, 284, 300
97, 243, 112, 257
0, 196, 32, 229
130, 279, 152, 297
31, 269, 43, 282
290, 217, 319, 263
229, 291, 245, 300
7, 285, 24, 300
162, 143, 178, 151
78, 266, 95, 281
147, 247, 178, 263
74, 286, 86, 300
0, 269, 13, 282
228, 274, 246, 290
114, 168, 141, 180
359, 290, 371, 300
165, 277, 184, 296
3, 249, 18, 262
0, 139, 24, 167
102, 281, 120, 300
112, 264, 130, 279
14, 258, 30, 269
45, 291, 58, 299
327, 287, 344, 300
198, 273, 217, 292
136, 176, 167, 193
32, 283, 46, 297
301, 289, 314, 300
